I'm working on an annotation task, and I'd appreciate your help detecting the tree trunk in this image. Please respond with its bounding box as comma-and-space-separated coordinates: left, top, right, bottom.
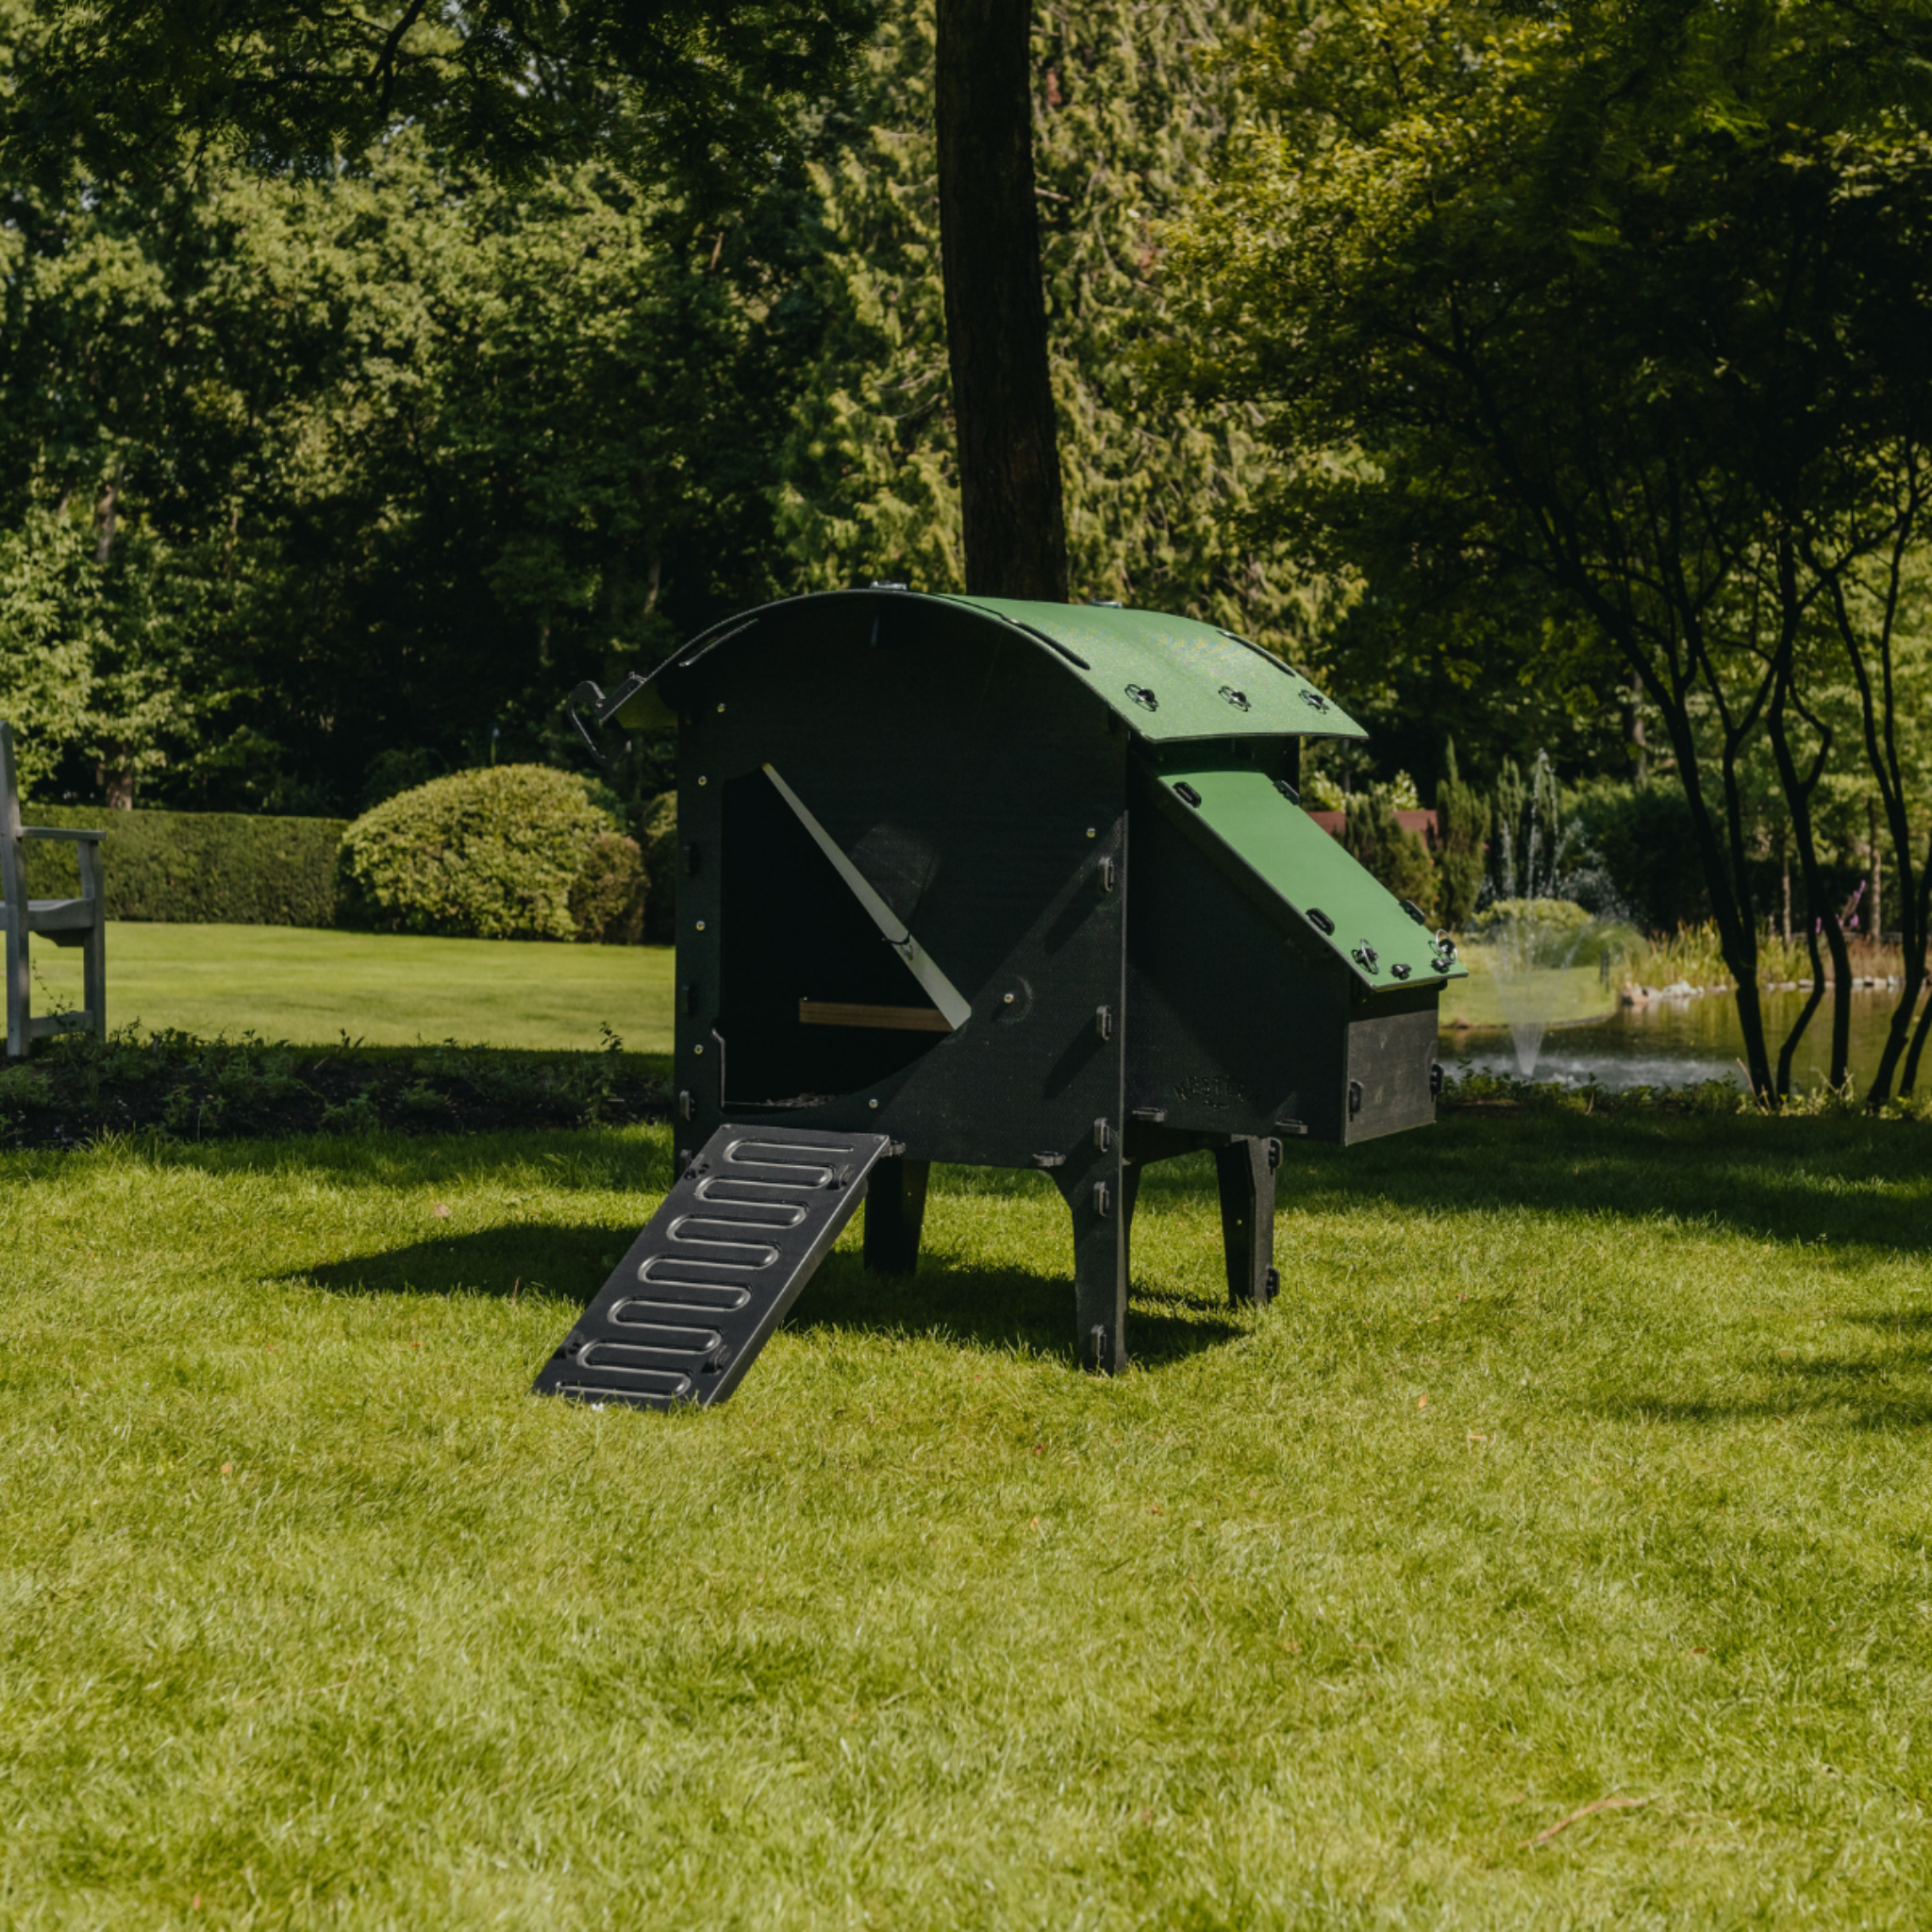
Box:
1869, 795, 1883, 946
934, 0, 1068, 601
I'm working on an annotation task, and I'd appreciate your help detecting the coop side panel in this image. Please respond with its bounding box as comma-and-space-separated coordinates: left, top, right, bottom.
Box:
1124, 772, 1352, 1141
1343, 991, 1441, 1143
675, 594, 1133, 1172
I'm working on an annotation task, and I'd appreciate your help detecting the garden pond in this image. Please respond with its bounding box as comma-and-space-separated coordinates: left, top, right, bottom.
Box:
1444, 984, 1921, 1092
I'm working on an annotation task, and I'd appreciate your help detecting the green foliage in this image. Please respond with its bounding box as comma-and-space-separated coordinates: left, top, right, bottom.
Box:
1341, 791, 1436, 919
0, 1026, 667, 1148
1434, 741, 1488, 933
567, 832, 649, 946
1567, 780, 1713, 934
4, 0, 881, 191
339, 765, 617, 941
20, 804, 347, 927
637, 791, 680, 945
1173, 0, 1932, 1095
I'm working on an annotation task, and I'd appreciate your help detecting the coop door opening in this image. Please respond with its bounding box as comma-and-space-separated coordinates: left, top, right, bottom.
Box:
719, 770, 953, 1104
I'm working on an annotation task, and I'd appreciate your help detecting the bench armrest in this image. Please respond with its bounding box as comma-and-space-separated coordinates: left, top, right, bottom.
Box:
19, 825, 105, 843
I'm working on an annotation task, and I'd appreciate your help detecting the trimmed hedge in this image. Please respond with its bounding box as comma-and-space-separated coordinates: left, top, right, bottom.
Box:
340, 765, 621, 941
19, 804, 349, 927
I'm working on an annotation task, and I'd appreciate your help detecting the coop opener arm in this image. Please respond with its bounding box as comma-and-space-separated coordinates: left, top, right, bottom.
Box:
762, 763, 974, 1032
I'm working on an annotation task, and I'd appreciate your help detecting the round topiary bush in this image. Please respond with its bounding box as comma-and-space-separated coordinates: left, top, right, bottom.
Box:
341, 765, 622, 941
568, 830, 648, 945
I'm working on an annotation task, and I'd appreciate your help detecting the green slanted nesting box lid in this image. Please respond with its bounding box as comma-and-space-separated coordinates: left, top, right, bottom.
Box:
1156, 764, 1467, 991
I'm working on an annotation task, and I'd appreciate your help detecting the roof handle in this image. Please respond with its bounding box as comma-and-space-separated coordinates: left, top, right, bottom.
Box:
565, 681, 609, 766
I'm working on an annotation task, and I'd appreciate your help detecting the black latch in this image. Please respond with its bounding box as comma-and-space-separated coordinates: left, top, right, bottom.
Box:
1399, 898, 1428, 926
1347, 1079, 1364, 1119
1174, 781, 1203, 808
1352, 941, 1381, 973
1274, 779, 1301, 804
1391, 961, 1412, 980
1265, 1137, 1282, 1171
1264, 1267, 1280, 1302
1125, 684, 1158, 711
1429, 1060, 1444, 1100
1299, 689, 1331, 712
1218, 686, 1251, 711
1307, 908, 1335, 936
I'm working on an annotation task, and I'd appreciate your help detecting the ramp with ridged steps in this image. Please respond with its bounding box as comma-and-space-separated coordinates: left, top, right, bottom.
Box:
531, 1124, 893, 1411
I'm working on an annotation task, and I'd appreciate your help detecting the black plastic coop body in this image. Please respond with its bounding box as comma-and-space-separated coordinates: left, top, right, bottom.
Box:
540, 588, 1468, 1407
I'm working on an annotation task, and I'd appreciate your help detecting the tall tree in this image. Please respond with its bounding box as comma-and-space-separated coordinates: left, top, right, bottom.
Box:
1174, 0, 1932, 1101
933, 0, 1065, 597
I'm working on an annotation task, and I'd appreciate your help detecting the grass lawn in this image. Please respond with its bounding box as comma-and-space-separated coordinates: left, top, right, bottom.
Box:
5, 1112, 1931, 1925
25, 920, 1611, 1055
23, 923, 675, 1052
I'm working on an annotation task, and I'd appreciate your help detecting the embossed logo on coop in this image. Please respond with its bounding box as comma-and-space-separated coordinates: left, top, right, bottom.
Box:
1171, 1074, 1250, 1110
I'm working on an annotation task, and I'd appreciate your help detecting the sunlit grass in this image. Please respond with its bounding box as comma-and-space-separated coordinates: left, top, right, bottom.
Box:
24, 921, 675, 1051
5, 1113, 1931, 1924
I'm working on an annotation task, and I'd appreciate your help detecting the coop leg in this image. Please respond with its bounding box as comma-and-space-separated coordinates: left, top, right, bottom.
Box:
862, 1156, 929, 1274
1058, 1150, 1128, 1374
1215, 1137, 1281, 1310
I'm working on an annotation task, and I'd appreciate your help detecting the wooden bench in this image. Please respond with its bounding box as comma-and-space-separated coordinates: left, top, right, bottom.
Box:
1, 721, 106, 1057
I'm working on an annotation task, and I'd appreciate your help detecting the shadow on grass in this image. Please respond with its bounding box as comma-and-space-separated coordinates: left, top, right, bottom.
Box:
289, 1224, 1242, 1370
788, 1251, 1242, 1369
1295, 1113, 1932, 1258
290, 1224, 631, 1304
1596, 1309, 1932, 1431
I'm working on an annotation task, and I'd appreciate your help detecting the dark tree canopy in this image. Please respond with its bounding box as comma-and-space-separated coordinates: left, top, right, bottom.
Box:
6, 0, 878, 183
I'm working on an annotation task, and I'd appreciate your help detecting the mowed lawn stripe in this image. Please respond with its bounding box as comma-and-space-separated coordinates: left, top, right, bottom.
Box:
23, 922, 676, 1052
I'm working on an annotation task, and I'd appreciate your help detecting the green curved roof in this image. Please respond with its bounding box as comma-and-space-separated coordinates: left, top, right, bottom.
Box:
940, 595, 1365, 742
596, 591, 1365, 742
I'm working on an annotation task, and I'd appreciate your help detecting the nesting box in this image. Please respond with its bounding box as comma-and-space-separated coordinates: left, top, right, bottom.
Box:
534, 589, 1467, 1409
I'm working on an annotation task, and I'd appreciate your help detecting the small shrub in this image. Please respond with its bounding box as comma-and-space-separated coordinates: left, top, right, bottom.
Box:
569, 831, 648, 944
318, 1091, 383, 1135
339, 765, 617, 941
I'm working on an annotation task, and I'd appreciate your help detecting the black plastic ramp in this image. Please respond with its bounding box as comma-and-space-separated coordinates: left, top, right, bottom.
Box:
532, 1124, 894, 1411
